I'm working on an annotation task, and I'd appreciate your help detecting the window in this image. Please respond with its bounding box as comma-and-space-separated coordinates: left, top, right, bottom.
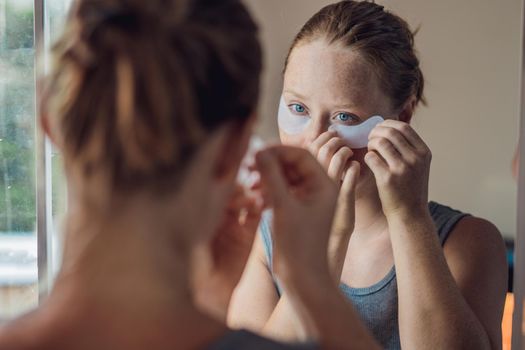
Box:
44, 0, 72, 289
0, 0, 71, 321
0, 0, 37, 321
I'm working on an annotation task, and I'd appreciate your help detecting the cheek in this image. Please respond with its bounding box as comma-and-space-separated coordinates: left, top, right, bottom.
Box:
279, 130, 307, 148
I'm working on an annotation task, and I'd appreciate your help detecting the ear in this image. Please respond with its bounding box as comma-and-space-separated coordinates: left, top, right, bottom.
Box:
397, 96, 417, 124
38, 84, 61, 149
214, 113, 256, 182
40, 112, 56, 145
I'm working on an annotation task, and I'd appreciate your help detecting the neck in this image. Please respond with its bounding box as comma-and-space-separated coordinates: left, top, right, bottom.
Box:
353, 176, 389, 238
51, 195, 198, 322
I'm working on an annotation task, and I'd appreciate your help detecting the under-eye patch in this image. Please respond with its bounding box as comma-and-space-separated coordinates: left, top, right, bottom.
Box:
277, 95, 383, 149
278, 96, 312, 135
328, 116, 384, 149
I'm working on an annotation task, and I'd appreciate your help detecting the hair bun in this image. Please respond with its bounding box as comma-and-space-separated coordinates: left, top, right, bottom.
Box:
83, 8, 142, 38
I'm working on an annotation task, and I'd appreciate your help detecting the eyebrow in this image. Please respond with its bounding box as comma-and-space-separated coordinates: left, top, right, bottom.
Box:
332, 103, 358, 110
283, 89, 361, 112
283, 89, 309, 101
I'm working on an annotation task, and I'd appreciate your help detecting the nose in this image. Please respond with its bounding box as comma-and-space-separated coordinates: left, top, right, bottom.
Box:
302, 117, 329, 146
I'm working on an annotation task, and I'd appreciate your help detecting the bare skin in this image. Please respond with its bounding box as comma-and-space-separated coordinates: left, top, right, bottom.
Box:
229, 39, 508, 349
0, 125, 242, 350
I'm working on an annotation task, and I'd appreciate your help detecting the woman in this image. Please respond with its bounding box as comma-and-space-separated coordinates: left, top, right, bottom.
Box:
0, 0, 380, 349
229, 1, 508, 349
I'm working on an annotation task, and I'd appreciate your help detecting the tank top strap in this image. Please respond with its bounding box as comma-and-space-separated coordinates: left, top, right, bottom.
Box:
260, 203, 470, 269
428, 201, 470, 245
259, 210, 274, 269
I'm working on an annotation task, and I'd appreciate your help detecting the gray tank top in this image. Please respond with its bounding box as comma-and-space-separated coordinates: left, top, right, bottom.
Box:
208, 330, 318, 349
259, 201, 469, 350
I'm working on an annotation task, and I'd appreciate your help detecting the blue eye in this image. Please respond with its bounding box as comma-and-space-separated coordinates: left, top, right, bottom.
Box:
336, 113, 355, 122
291, 104, 306, 114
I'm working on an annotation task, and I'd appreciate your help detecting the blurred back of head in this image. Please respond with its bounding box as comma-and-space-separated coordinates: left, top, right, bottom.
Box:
42, 0, 262, 193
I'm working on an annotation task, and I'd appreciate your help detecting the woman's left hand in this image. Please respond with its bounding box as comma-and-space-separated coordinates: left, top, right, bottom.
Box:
365, 120, 432, 218
192, 185, 262, 320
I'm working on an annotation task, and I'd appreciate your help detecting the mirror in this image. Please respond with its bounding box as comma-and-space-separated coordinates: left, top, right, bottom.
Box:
242, 1, 520, 349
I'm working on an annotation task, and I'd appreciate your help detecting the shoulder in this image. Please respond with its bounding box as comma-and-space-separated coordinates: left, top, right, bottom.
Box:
443, 215, 507, 285
428, 201, 470, 243
429, 201, 507, 287
0, 312, 53, 350
441, 215, 508, 346
445, 216, 505, 257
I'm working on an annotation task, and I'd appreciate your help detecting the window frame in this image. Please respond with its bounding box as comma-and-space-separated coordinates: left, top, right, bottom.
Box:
513, 1, 525, 347
33, 0, 53, 300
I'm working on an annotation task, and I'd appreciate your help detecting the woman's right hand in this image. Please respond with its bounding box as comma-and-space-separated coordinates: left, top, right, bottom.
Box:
255, 145, 339, 281
308, 131, 361, 277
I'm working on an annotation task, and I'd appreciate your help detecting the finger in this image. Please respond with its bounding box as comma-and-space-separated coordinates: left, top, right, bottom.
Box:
264, 145, 332, 190
364, 151, 389, 180
318, 137, 348, 170
368, 137, 403, 169
340, 161, 360, 196
228, 186, 249, 210
256, 149, 289, 208
379, 120, 428, 153
308, 131, 338, 158
242, 199, 263, 231
368, 125, 415, 160
327, 146, 353, 182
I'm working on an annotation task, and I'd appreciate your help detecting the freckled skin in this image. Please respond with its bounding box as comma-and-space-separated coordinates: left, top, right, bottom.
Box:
281, 39, 395, 195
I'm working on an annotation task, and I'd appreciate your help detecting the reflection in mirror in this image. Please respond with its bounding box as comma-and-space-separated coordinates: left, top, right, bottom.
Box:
234, 1, 520, 349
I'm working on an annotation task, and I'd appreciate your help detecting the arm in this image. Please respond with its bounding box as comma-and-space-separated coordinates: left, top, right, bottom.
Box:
367, 120, 507, 349
193, 188, 262, 322
389, 211, 506, 350
227, 234, 283, 331
229, 162, 360, 342
443, 217, 507, 349
228, 233, 309, 341
258, 176, 358, 343
253, 146, 379, 349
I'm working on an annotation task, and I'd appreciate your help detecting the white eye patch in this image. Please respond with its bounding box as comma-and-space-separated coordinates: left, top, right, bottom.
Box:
328, 116, 384, 149
277, 95, 384, 149
278, 96, 312, 135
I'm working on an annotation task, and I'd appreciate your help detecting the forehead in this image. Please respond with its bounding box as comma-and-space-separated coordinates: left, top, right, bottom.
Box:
284, 40, 392, 113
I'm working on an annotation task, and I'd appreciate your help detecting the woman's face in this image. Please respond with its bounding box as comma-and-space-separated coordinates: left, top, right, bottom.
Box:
281, 40, 395, 170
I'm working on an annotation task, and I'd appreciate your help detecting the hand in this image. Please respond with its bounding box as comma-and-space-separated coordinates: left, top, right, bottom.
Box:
255, 146, 338, 281
308, 131, 361, 278
308, 131, 355, 184
192, 185, 262, 320
366, 120, 431, 218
